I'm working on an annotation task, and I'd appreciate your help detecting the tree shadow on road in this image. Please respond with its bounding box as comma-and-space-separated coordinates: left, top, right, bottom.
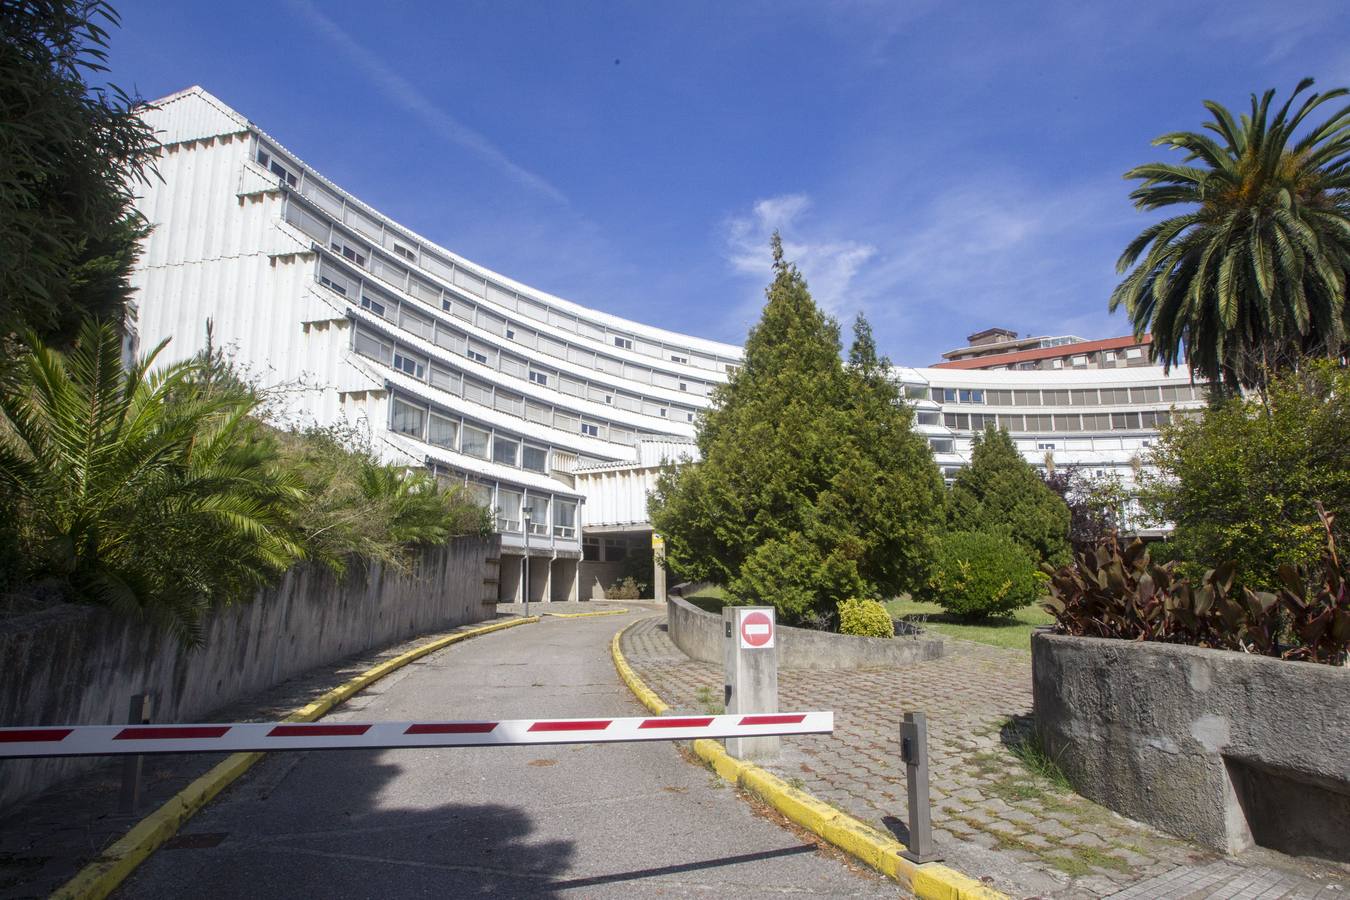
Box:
120, 754, 577, 899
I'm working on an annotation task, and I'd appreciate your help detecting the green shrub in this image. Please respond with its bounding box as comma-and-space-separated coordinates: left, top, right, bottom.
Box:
837, 597, 894, 637
605, 576, 643, 600
927, 531, 1041, 619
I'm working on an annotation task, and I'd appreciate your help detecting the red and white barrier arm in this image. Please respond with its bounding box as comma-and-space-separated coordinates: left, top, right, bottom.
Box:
0, 712, 832, 759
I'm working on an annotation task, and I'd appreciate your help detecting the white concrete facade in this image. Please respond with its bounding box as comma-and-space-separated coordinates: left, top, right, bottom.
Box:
128, 88, 1204, 598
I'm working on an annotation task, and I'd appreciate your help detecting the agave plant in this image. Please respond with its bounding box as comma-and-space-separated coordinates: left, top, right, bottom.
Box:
1111, 79, 1350, 390
0, 320, 305, 644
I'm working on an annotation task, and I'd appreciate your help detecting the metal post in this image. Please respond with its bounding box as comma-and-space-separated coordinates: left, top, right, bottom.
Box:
119, 694, 153, 815
899, 711, 942, 863
523, 512, 531, 618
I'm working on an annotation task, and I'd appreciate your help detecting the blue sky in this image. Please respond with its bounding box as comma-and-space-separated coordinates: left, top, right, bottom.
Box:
105, 1, 1350, 363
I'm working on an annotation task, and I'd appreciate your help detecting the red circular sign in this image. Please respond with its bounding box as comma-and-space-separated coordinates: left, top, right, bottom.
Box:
740, 610, 774, 648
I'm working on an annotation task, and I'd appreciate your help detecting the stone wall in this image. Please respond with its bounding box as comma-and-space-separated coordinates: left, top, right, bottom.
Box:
666, 596, 944, 670
0, 535, 499, 810
1032, 633, 1350, 861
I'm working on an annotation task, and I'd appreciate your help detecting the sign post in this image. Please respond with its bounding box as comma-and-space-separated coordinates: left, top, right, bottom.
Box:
722, 605, 779, 761
651, 533, 666, 603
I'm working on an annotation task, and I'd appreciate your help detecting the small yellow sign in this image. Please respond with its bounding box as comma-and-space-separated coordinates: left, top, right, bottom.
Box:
651, 533, 665, 550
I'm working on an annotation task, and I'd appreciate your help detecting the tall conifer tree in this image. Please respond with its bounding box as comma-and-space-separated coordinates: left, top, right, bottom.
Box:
650, 236, 943, 624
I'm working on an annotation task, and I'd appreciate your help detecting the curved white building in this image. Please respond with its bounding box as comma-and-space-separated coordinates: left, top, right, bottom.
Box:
129, 87, 1204, 602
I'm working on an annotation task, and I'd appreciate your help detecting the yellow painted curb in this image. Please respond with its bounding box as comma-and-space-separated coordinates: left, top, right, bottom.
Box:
609, 621, 1009, 900
52, 615, 540, 900
545, 608, 629, 618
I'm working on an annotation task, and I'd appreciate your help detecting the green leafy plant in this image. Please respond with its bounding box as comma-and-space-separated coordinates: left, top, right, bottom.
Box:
925, 531, 1042, 620
837, 597, 894, 637
1043, 508, 1350, 664
0, 321, 305, 643
948, 426, 1071, 567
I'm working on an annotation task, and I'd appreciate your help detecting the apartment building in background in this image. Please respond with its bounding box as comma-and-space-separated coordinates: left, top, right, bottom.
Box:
128, 88, 1202, 602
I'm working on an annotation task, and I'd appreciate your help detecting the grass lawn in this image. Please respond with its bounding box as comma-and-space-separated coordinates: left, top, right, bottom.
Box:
681, 585, 730, 613
885, 597, 1054, 652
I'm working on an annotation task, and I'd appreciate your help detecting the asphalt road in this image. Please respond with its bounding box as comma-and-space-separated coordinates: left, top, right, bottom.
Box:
118, 612, 901, 898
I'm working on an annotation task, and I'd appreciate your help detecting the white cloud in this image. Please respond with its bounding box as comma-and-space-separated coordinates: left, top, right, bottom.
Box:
723, 193, 877, 321
721, 177, 1141, 362
284, 0, 566, 204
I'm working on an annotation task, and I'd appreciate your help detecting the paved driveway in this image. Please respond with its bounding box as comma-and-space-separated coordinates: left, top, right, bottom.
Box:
118, 612, 899, 898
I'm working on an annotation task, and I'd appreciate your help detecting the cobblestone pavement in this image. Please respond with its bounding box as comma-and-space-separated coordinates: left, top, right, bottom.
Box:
622, 616, 1349, 900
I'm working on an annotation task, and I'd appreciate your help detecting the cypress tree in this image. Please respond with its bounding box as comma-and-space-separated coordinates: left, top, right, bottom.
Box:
650, 236, 943, 624
947, 426, 1071, 566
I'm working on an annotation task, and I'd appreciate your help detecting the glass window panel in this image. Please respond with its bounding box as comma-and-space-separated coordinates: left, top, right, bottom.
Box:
496, 489, 521, 533
552, 500, 577, 538
390, 398, 425, 438
523, 495, 549, 534
353, 329, 392, 364
492, 435, 519, 466
460, 424, 490, 458
427, 413, 457, 448
522, 445, 548, 472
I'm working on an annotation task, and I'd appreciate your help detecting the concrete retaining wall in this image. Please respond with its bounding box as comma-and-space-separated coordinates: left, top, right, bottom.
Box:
667, 596, 944, 670
1032, 633, 1350, 861
0, 535, 499, 810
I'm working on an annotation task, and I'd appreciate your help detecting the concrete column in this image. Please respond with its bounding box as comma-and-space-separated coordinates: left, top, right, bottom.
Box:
722, 606, 779, 761
498, 555, 523, 604
652, 533, 667, 602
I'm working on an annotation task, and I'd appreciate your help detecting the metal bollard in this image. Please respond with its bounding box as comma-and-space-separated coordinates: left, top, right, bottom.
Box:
119, 693, 153, 815
899, 711, 942, 863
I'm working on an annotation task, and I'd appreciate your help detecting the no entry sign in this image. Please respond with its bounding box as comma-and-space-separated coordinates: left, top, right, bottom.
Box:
738, 608, 775, 649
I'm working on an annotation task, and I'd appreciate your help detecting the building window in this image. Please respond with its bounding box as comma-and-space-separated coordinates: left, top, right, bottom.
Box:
390, 398, 425, 438
670, 354, 688, 364
613, 336, 633, 350
353, 329, 392, 364
393, 244, 416, 261
496, 489, 522, 533
330, 239, 366, 268
524, 495, 549, 535
658, 408, 667, 418
1037, 441, 1057, 451
492, 435, 520, 467
467, 348, 488, 365
505, 327, 515, 340
553, 500, 577, 539
427, 413, 457, 448
529, 371, 548, 387
522, 445, 548, 473
580, 423, 599, 437
258, 150, 298, 188
583, 538, 601, 561
318, 271, 348, 296
393, 351, 426, 379
460, 424, 490, 459
930, 438, 954, 453
678, 382, 687, 392
360, 294, 386, 317
686, 412, 694, 422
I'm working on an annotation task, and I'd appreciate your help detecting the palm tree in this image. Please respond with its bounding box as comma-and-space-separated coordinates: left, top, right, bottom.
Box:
1111, 79, 1350, 390
0, 320, 305, 643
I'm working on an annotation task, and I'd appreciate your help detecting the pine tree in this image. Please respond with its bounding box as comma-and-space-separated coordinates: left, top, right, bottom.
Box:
649, 236, 944, 624
947, 426, 1071, 566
